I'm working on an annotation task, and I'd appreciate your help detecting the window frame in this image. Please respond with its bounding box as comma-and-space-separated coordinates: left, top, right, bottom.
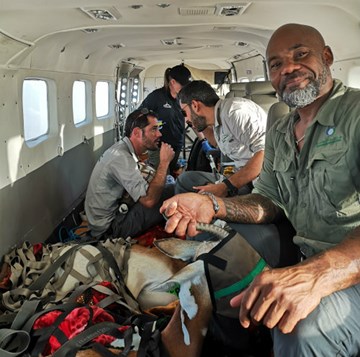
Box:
22, 77, 58, 147
96, 80, 114, 121
72, 79, 92, 127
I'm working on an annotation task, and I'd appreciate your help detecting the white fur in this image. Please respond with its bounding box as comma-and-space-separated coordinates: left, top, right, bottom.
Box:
151, 260, 209, 346
180, 305, 191, 346
179, 279, 198, 320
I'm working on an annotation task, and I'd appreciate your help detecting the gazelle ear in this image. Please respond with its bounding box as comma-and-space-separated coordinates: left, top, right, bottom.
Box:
154, 238, 201, 261
151, 260, 205, 294
154, 238, 219, 261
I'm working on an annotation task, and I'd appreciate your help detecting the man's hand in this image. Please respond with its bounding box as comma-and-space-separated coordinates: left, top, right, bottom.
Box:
159, 143, 175, 165
160, 193, 215, 237
230, 265, 323, 334
141, 143, 174, 208
194, 182, 227, 197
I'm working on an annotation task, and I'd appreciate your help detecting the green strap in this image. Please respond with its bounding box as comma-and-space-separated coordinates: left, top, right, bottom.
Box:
214, 258, 266, 299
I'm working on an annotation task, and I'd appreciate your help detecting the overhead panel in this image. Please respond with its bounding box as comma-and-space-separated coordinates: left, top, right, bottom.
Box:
179, 3, 251, 17
80, 7, 121, 21
178, 7, 216, 16
0, 31, 32, 65
215, 3, 252, 16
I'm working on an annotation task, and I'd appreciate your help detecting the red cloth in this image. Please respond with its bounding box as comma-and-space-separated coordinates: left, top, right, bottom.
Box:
0, 263, 11, 290
134, 224, 185, 246
33, 304, 128, 355
33, 243, 43, 258
75, 281, 117, 305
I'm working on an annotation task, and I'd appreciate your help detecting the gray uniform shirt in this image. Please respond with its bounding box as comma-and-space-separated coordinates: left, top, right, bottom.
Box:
213, 98, 267, 170
84, 137, 153, 237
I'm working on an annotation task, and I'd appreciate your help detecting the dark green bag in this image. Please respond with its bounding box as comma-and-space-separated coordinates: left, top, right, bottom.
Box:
198, 229, 266, 319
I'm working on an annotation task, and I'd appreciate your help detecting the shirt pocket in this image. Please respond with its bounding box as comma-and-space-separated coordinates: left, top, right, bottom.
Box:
273, 153, 295, 205
227, 139, 246, 161
306, 146, 357, 217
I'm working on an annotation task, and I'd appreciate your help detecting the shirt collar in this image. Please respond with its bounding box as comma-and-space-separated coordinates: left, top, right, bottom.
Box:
214, 99, 222, 128
316, 79, 345, 127
275, 79, 345, 136
123, 136, 139, 163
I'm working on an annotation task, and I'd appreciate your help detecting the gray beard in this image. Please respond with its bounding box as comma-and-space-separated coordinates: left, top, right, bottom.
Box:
281, 66, 329, 109
282, 82, 320, 109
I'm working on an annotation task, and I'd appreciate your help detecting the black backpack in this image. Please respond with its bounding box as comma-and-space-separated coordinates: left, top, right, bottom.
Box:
186, 137, 212, 172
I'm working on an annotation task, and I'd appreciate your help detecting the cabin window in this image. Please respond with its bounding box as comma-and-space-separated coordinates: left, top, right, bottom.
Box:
96, 81, 112, 119
72, 80, 90, 126
22, 79, 50, 143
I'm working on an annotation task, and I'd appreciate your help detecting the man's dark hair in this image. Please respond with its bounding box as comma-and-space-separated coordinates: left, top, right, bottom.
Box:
124, 108, 157, 137
178, 80, 219, 107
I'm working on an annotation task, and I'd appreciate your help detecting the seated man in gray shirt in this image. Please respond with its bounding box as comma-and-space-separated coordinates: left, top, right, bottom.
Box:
85, 108, 175, 239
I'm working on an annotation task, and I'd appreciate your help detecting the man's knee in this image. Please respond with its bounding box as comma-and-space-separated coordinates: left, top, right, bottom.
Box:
175, 171, 214, 194
175, 171, 197, 194
272, 320, 321, 357
272, 303, 359, 357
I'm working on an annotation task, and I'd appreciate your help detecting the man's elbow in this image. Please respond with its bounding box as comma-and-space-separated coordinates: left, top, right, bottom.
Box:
254, 149, 265, 162
252, 150, 265, 174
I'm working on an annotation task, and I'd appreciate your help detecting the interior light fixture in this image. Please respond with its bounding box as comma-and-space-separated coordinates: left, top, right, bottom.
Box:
80, 7, 120, 20
157, 3, 171, 8
109, 44, 126, 49
215, 3, 251, 16
82, 28, 99, 33
130, 5, 143, 9
88, 9, 116, 20
160, 38, 179, 46
235, 41, 249, 47
205, 44, 223, 48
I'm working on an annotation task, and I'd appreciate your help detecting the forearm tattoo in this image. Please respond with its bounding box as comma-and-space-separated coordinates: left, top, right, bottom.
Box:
224, 193, 279, 224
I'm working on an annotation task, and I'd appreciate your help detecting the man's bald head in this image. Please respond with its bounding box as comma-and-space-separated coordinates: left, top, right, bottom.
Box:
266, 23, 326, 60
265, 23, 334, 108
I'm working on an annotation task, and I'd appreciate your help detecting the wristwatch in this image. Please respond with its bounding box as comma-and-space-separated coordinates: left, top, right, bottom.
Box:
222, 178, 238, 197
200, 191, 220, 214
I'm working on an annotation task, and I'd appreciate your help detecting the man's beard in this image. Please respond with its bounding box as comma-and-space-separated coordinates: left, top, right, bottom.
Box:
191, 111, 208, 132
143, 136, 159, 151
281, 65, 329, 109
